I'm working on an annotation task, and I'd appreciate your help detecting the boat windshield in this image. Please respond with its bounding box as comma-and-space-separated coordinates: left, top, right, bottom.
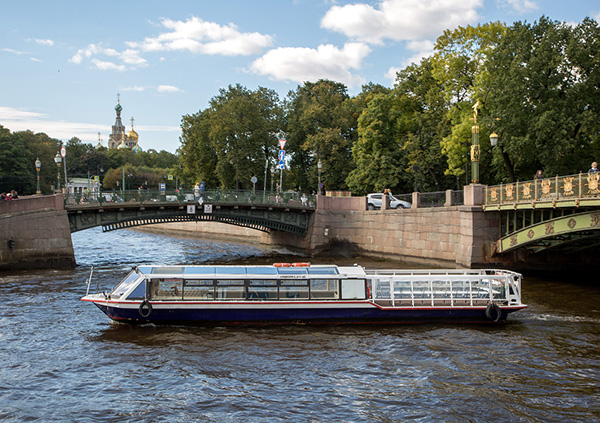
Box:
110, 270, 143, 300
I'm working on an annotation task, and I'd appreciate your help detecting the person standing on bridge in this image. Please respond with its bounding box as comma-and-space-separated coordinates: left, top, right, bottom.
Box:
194, 182, 201, 201
199, 181, 205, 199
589, 162, 598, 174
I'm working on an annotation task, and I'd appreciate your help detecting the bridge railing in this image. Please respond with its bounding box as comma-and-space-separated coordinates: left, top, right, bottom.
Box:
485, 172, 600, 206
64, 189, 316, 209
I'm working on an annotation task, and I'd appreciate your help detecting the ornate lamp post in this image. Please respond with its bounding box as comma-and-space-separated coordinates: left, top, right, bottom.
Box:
317, 159, 322, 195
54, 152, 62, 193
35, 158, 41, 194
470, 100, 480, 184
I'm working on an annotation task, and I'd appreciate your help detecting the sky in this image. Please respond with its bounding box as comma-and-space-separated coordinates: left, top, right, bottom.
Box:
1, 0, 598, 154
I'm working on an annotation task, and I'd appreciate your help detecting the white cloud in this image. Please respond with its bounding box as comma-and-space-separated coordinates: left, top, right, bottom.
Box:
1, 48, 29, 55
127, 17, 274, 56
70, 43, 147, 70
157, 85, 182, 93
250, 42, 371, 87
321, 0, 483, 44
0, 106, 179, 146
123, 86, 146, 92
504, 0, 538, 13
34, 39, 54, 46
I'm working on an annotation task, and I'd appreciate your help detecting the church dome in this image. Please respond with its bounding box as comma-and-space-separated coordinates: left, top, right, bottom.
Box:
128, 128, 138, 140
117, 141, 129, 149
115, 103, 122, 113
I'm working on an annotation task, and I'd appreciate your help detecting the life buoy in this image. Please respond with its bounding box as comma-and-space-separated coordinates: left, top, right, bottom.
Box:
139, 299, 153, 318
485, 303, 502, 322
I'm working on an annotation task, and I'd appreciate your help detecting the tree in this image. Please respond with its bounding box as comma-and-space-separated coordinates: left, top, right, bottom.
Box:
285, 80, 356, 192
180, 109, 219, 189
208, 84, 283, 189
431, 22, 507, 179
486, 17, 600, 181
346, 92, 405, 194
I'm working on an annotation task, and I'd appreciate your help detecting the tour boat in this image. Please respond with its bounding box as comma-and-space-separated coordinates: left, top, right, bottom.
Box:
81, 263, 527, 325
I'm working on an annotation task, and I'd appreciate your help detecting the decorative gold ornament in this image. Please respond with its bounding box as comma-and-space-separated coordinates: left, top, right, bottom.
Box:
562, 177, 574, 197
504, 183, 515, 201
522, 182, 532, 199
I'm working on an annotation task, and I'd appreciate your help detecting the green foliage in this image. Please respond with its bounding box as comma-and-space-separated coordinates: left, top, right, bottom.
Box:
285, 79, 356, 191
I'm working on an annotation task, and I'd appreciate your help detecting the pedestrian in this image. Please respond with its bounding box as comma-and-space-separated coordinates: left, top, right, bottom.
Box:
10, 190, 18, 199
199, 181, 205, 199
589, 162, 598, 174
194, 182, 201, 201
534, 170, 543, 179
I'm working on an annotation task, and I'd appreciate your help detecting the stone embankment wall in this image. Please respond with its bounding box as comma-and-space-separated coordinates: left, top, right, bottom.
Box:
141, 190, 500, 268
0, 195, 75, 270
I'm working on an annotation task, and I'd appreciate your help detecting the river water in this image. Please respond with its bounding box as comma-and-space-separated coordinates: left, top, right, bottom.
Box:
1, 227, 599, 422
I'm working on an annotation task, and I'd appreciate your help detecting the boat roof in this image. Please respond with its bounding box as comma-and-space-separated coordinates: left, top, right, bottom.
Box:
134, 264, 366, 278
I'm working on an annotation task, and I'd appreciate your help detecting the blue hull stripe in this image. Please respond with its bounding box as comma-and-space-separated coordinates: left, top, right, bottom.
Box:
94, 302, 523, 324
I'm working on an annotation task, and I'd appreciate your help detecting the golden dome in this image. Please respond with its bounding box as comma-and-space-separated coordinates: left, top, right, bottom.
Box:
128, 116, 139, 140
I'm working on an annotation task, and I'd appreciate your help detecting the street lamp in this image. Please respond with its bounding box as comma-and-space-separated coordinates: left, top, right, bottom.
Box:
54, 152, 62, 193
490, 132, 498, 147
317, 159, 322, 195
35, 158, 41, 194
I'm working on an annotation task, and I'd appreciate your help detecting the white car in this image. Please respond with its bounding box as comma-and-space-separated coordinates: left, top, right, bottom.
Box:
367, 193, 411, 210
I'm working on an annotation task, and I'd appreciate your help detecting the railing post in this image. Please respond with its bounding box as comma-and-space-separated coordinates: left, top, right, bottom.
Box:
445, 189, 453, 207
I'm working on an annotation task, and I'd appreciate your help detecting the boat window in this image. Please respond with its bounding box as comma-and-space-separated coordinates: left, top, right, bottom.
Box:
310, 279, 339, 299
216, 279, 244, 286
152, 278, 183, 300
215, 267, 246, 275
341, 279, 366, 300
248, 279, 277, 286
246, 267, 278, 275
278, 268, 308, 275
280, 286, 309, 300
110, 270, 142, 300
247, 286, 277, 300
185, 279, 214, 286
184, 267, 215, 275
126, 281, 147, 300
280, 280, 308, 286
184, 285, 214, 300
307, 267, 339, 275
216, 286, 245, 300
151, 267, 185, 275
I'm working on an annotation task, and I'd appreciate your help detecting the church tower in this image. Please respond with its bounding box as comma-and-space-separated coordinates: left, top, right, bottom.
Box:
108, 94, 127, 149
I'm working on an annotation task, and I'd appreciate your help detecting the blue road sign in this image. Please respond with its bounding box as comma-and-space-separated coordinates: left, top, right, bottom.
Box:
278, 150, 285, 161
278, 160, 285, 169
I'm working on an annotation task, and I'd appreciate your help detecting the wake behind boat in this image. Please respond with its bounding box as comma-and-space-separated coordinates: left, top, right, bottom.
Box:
82, 263, 527, 325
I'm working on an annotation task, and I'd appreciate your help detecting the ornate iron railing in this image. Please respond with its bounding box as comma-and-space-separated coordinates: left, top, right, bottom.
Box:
485, 173, 600, 206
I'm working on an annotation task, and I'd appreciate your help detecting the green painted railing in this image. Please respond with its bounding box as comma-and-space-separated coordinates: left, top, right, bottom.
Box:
64, 189, 316, 209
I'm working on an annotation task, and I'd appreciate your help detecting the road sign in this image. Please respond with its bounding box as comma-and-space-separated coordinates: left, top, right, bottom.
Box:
278, 150, 285, 161
60, 146, 66, 158
251, 176, 258, 184
279, 139, 286, 150
278, 160, 285, 169
168, 175, 173, 180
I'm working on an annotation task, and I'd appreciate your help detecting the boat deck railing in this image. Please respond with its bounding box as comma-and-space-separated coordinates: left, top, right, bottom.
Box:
366, 269, 522, 308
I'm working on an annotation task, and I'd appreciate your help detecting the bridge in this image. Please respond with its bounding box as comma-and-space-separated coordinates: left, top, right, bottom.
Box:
2, 176, 600, 272
65, 189, 315, 236
483, 172, 600, 254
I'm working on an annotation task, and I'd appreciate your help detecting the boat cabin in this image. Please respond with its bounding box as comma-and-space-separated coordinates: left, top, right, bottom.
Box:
108, 264, 370, 302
